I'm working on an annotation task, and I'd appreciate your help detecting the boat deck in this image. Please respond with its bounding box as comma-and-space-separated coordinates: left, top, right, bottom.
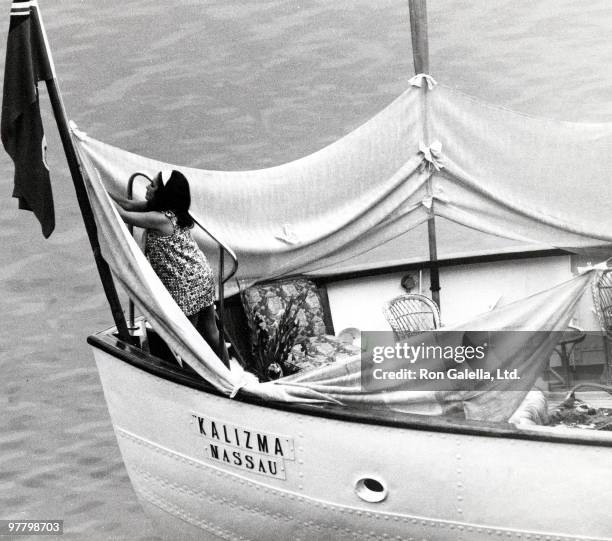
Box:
547, 390, 612, 410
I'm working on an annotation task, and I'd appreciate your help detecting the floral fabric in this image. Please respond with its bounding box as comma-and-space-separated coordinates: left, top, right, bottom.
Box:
145, 211, 215, 316
241, 278, 361, 373
286, 335, 361, 373
241, 277, 327, 342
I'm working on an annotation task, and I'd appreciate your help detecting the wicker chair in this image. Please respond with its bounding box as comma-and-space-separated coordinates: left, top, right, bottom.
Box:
383, 293, 441, 340
592, 270, 612, 384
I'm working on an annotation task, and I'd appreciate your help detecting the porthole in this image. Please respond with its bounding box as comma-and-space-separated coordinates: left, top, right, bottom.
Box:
355, 476, 388, 503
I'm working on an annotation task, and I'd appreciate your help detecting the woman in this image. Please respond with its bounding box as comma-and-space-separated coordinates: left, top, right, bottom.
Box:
111, 170, 229, 368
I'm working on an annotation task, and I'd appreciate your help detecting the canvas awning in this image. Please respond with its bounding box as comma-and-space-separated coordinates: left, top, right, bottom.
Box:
75, 143, 597, 421
72, 82, 612, 291
70, 80, 611, 421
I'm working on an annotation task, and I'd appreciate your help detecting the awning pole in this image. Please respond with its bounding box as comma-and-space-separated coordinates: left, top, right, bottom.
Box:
408, 0, 441, 311
408, 0, 430, 74
34, 5, 131, 341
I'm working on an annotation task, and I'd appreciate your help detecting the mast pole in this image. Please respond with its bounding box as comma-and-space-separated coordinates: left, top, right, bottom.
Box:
408, 0, 441, 311
408, 0, 430, 74
34, 6, 131, 341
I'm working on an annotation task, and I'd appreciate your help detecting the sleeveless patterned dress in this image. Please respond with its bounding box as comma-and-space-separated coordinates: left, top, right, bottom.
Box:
145, 211, 215, 316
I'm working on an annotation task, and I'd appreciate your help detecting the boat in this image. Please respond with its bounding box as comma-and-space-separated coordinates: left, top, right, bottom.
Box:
4, 1, 612, 540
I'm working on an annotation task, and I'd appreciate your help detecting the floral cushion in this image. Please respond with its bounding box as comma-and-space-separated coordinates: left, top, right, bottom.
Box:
286, 335, 361, 373
241, 277, 327, 343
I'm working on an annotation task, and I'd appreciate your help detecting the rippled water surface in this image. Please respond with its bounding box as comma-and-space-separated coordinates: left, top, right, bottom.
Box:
1, 1, 611, 539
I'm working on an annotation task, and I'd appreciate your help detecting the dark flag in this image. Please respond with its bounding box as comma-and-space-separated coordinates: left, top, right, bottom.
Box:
1, 0, 55, 237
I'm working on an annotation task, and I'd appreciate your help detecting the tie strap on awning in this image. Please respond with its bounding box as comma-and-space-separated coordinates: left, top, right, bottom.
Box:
418, 140, 444, 173
409, 73, 437, 90
421, 187, 449, 211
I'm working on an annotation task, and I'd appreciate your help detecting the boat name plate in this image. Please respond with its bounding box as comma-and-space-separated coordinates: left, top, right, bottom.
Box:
191, 413, 294, 479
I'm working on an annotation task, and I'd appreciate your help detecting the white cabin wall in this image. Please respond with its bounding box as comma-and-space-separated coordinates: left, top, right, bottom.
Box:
326, 255, 599, 333
326, 271, 407, 333
433, 256, 572, 327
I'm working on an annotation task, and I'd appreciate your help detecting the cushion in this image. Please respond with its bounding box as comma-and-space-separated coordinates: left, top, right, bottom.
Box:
241, 277, 327, 343
286, 335, 361, 373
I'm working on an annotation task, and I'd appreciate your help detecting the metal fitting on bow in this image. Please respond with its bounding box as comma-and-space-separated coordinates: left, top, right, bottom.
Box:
409, 74, 438, 90
418, 140, 444, 173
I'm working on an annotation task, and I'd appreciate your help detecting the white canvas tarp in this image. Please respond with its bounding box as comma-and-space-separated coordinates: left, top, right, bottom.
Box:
77, 146, 595, 421
71, 80, 611, 420
72, 81, 612, 291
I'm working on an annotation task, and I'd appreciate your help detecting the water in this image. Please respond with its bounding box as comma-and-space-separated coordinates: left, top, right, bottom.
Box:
1, 1, 611, 539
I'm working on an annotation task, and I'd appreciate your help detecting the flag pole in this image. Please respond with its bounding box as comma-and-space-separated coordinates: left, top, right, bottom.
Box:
33, 5, 131, 341
408, 0, 441, 311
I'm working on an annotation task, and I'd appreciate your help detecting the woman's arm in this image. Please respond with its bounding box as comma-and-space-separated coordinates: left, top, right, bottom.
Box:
113, 204, 173, 235
108, 191, 149, 212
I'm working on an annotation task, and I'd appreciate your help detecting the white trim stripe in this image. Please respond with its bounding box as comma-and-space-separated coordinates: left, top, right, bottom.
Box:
10, 6, 32, 16
10, 0, 37, 12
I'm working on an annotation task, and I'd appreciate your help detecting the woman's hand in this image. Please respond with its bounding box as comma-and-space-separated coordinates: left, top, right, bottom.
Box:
114, 205, 173, 235
108, 190, 148, 211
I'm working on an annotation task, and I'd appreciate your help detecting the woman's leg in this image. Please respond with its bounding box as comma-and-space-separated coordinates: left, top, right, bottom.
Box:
195, 304, 230, 368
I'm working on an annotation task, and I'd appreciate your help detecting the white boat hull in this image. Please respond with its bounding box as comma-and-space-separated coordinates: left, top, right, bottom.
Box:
92, 344, 612, 541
